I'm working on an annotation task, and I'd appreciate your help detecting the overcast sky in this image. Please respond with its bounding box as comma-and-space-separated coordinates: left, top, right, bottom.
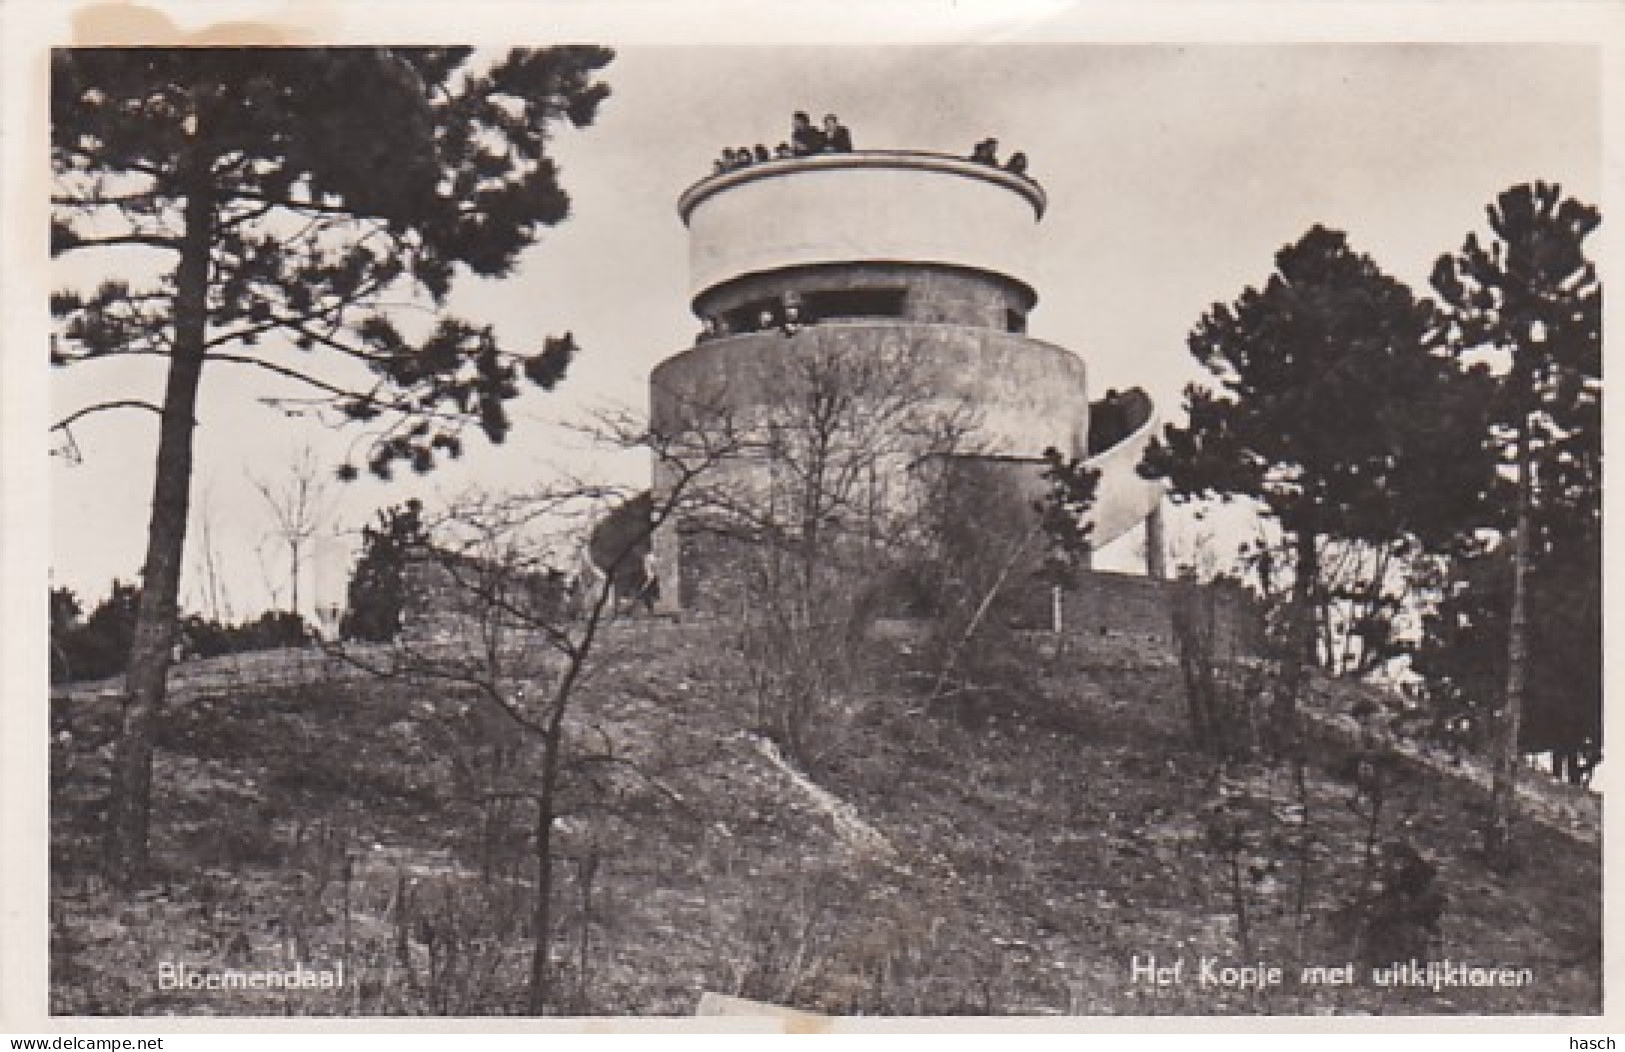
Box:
47, 43, 1600, 621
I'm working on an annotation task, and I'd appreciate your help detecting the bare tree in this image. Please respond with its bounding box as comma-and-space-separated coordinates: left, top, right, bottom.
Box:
920, 445, 1096, 710
332, 410, 740, 1014
189, 482, 233, 625
249, 445, 333, 623
667, 341, 986, 766
760, 342, 980, 592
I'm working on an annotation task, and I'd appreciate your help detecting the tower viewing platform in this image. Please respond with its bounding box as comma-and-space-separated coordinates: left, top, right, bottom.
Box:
678, 150, 1046, 318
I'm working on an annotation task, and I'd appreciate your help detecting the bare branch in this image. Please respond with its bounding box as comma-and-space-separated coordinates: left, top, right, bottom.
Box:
51, 399, 163, 431
52, 189, 162, 208
230, 188, 397, 221
214, 200, 278, 231
206, 351, 470, 437
54, 232, 182, 253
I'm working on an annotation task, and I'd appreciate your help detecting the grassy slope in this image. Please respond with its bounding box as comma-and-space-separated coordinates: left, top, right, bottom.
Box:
49, 620, 1600, 1016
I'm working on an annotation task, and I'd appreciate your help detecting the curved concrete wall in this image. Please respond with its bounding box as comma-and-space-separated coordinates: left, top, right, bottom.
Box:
1083, 398, 1167, 548
680, 153, 1044, 303
651, 323, 1088, 460
938, 410, 1164, 566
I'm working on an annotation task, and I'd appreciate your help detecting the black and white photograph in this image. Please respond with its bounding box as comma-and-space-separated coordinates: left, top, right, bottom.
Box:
6, 2, 1609, 1029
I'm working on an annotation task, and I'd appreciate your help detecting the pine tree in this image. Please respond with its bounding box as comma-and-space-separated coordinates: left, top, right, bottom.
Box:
51, 47, 612, 884
1430, 182, 1601, 863
1410, 536, 1601, 785
341, 499, 432, 642
1142, 225, 1491, 727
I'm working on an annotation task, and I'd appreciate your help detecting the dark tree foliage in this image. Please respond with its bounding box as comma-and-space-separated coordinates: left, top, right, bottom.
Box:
51, 581, 320, 684
180, 610, 315, 658
1426, 183, 1601, 838
49, 587, 82, 684
1430, 184, 1601, 531
50, 586, 82, 630
1357, 841, 1447, 966
588, 490, 655, 599
1142, 226, 1494, 721
341, 498, 432, 643
52, 46, 612, 882
53, 48, 601, 476
1409, 537, 1600, 784
50, 580, 142, 684
50, 586, 84, 683
1034, 445, 1099, 590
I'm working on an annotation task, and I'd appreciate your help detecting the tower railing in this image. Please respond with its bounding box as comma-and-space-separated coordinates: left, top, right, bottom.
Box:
678, 149, 1047, 223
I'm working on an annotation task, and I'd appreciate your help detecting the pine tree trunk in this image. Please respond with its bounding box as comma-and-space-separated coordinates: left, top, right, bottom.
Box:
103, 178, 214, 887
1295, 530, 1319, 668
1272, 529, 1319, 734
1487, 415, 1532, 866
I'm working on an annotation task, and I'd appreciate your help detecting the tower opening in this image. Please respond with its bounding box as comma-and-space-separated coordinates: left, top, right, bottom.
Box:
804, 287, 907, 321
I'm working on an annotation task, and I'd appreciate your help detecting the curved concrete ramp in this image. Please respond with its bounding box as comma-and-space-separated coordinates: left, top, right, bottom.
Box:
1081, 389, 1166, 550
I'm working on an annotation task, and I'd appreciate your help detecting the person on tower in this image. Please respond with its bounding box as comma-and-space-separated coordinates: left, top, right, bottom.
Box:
822, 113, 853, 152
791, 111, 825, 155
780, 292, 805, 335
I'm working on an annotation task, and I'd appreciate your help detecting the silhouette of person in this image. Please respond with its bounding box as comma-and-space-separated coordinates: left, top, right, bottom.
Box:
753, 144, 772, 162
791, 111, 825, 155
1004, 151, 1029, 176
970, 138, 999, 165
822, 113, 853, 152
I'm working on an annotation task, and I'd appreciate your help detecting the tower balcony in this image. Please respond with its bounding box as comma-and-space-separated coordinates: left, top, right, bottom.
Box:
678, 151, 1046, 307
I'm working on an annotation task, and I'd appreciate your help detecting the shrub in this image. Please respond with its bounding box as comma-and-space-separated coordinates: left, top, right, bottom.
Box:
51, 580, 141, 683
341, 499, 429, 642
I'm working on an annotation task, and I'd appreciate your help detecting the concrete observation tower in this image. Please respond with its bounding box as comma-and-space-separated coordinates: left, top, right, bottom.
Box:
650, 149, 1165, 610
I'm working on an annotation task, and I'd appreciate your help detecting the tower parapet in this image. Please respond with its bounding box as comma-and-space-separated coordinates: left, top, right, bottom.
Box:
680, 151, 1045, 329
